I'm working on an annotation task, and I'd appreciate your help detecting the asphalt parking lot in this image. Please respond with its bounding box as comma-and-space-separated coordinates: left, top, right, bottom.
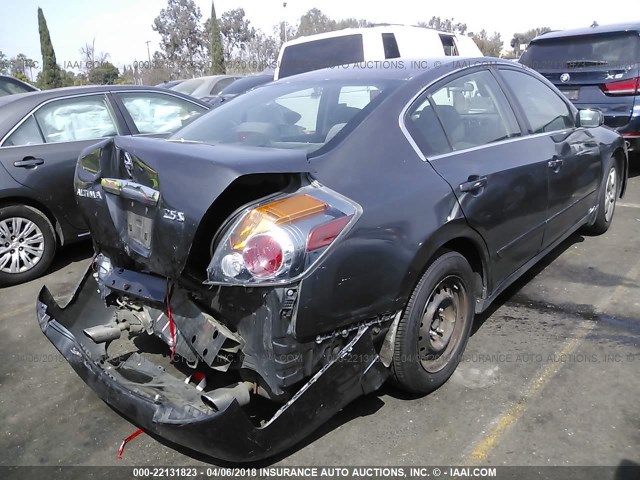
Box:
1, 162, 639, 471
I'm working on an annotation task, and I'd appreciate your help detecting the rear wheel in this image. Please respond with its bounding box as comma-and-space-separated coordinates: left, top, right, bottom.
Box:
391, 251, 475, 394
0, 205, 56, 287
583, 156, 620, 235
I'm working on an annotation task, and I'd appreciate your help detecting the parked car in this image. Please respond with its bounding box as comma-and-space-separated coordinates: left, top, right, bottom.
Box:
171, 75, 241, 99
0, 75, 38, 97
275, 25, 483, 79
155, 79, 185, 90
38, 58, 627, 462
0, 85, 209, 286
200, 73, 274, 107
519, 22, 640, 151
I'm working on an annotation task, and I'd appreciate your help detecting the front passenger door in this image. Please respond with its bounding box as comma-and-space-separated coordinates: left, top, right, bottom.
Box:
498, 68, 601, 248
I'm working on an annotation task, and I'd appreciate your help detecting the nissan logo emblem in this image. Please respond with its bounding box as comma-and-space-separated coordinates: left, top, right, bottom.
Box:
560, 73, 570, 83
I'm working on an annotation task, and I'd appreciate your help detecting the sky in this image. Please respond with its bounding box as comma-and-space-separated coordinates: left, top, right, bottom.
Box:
0, 0, 637, 76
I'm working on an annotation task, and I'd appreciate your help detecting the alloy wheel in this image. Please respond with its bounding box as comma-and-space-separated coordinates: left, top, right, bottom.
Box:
0, 217, 45, 274
603, 167, 617, 223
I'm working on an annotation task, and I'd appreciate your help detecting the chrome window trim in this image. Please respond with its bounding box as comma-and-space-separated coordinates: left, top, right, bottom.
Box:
0, 89, 206, 148
423, 130, 571, 161
398, 68, 576, 162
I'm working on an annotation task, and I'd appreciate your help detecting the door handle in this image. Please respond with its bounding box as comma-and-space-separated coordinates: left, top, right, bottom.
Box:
14, 157, 44, 168
460, 176, 488, 193
548, 158, 564, 171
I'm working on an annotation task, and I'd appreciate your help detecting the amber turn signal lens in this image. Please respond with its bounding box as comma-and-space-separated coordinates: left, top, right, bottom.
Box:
230, 194, 327, 250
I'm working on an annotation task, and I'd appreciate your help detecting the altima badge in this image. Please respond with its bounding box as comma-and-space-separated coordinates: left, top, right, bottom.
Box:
560, 73, 570, 83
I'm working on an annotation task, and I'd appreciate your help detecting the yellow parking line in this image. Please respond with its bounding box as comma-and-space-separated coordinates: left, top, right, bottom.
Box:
469, 324, 592, 461
467, 258, 640, 463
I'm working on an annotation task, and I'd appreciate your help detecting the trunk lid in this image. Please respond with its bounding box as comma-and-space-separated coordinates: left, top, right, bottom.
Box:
75, 136, 311, 278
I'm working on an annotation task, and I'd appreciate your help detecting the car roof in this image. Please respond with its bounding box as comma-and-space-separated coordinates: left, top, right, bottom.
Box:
282, 25, 461, 47
531, 22, 640, 42
0, 84, 205, 109
275, 56, 501, 83
0, 84, 209, 139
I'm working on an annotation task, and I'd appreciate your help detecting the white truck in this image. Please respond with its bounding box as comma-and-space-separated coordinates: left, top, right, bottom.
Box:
275, 25, 483, 79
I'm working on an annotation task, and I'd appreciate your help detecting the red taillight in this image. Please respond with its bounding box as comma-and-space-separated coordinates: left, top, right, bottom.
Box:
600, 77, 640, 96
242, 234, 283, 278
306, 215, 353, 252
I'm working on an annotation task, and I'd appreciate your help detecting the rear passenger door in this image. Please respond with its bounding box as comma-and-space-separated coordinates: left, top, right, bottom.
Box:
498, 67, 601, 248
405, 68, 549, 287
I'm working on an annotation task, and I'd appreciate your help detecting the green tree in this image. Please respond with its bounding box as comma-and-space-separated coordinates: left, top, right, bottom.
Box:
418, 16, 467, 35
209, 1, 225, 74
336, 18, 372, 30
60, 70, 76, 87
37, 7, 63, 89
510, 27, 551, 56
469, 30, 503, 57
296, 8, 336, 37
10, 54, 37, 81
153, 0, 206, 77
0, 51, 8, 74
291, 8, 371, 40
219, 8, 255, 61
88, 62, 120, 85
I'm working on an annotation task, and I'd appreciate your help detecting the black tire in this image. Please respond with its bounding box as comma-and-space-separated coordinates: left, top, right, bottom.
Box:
0, 205, 57, 287
582, 156, 620, 235
391, 251, 475, 394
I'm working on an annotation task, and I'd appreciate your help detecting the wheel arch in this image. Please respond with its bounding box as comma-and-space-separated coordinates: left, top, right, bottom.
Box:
399, 220, 491, 312
612, 146, 627, 197
0, 195, 63, 245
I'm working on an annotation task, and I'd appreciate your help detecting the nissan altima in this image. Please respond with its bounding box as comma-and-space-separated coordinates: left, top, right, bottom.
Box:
37, 58, 627, 461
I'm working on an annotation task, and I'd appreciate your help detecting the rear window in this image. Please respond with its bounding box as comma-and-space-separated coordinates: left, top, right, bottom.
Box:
520, 33, 640, 70
279, 34, 364, 78
171, 78, 399, 153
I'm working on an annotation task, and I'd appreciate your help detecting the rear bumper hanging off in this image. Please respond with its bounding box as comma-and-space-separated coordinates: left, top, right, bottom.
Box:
36, 268, 388, 462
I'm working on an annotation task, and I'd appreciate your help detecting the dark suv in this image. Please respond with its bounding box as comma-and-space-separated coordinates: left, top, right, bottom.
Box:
519, 23, 640, 151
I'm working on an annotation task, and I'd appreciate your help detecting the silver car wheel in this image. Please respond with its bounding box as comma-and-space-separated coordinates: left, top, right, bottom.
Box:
0, 217, 45, 274
603, 167, 617, 223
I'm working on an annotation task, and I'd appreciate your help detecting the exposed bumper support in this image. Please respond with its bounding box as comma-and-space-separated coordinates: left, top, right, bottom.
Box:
37, 269, 388, 462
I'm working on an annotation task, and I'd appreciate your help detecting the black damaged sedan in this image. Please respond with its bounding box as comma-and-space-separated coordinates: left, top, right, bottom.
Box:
38, 58, 627, 461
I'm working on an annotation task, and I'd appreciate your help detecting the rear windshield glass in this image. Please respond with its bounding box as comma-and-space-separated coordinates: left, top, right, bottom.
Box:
171, 78, 400, 153
520, 33, 640, 70
279, 34, 364, 78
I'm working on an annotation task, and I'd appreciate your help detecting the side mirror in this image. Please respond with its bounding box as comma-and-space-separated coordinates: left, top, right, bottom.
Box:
578, 109, 604, 128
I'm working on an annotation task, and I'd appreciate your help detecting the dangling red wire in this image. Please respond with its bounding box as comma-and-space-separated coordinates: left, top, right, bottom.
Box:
117, 428, 144, 460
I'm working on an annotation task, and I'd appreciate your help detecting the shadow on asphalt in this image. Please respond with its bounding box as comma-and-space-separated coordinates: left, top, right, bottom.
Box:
48, 240, 94, 275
